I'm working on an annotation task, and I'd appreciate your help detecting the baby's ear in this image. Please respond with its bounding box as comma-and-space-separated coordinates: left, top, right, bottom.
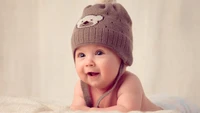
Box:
94, 0, 116, 4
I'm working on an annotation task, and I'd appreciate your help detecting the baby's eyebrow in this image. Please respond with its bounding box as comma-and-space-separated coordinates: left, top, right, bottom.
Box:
96, 46, 108, 51
96, 48, 104, 51
75, 50, 83, 55
76, 48, 84, 52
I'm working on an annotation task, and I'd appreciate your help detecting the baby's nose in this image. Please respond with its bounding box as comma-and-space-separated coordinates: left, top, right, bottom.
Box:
86, 63, 94, 67
85, 58, 95, 67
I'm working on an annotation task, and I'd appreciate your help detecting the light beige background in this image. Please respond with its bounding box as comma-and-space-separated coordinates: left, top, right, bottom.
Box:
0, 0, 200, 106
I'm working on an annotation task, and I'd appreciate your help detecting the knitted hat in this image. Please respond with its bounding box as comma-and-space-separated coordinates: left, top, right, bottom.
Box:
71, 0, 133, 66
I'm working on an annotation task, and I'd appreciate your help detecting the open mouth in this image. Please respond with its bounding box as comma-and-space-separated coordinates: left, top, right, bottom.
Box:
87, 72, 100, 76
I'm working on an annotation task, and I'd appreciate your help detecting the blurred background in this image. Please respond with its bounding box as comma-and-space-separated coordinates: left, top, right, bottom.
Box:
0, 0, 200, 106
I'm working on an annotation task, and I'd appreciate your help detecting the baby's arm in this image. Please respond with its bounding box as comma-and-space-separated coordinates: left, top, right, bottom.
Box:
116, 72, 144, 111
70, 80, 90, 111
90, 72, 144, 112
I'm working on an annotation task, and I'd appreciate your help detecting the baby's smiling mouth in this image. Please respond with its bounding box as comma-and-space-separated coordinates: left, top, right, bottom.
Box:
87, 72, 100, 76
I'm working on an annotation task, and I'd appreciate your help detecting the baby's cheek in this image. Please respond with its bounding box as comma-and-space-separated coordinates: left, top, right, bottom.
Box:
75, 65, 82, 74
104, 63, 118, 74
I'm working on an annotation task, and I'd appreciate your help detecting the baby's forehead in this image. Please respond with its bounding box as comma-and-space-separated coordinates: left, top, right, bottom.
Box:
76, 44, 111, 52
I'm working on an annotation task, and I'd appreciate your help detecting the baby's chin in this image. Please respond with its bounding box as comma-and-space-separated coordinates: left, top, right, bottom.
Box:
83, 78, 115, 90
88, 82, 105, 88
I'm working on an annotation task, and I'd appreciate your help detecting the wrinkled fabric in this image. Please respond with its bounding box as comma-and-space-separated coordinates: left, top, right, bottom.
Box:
150, 95, 200, 113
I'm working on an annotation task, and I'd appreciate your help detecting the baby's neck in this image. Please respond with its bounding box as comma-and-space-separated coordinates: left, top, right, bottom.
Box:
92, 80, 116, 95
93, 88, 108, 94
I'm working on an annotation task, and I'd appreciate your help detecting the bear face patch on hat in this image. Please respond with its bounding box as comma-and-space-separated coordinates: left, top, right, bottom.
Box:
77, 15, 104, 28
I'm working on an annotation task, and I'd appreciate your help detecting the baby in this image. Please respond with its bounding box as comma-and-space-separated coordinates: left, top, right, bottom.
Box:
70, 0, 162, 112
70, 0, 199, 112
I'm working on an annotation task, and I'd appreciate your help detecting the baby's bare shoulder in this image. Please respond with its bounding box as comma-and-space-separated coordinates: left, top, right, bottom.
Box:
74, 80, 84, 97
123, 71, 142, 84
118, 71, 144, 95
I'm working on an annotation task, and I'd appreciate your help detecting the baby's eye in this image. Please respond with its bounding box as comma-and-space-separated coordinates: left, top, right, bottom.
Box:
77, 53, 85, 58
95, 50, 104, 55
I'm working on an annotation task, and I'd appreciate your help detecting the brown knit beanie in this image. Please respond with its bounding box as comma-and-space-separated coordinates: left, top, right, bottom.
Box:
71, 1, 133, 66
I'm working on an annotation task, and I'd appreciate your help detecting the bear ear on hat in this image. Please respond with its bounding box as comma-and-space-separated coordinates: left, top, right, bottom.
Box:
94, 0, 116, 4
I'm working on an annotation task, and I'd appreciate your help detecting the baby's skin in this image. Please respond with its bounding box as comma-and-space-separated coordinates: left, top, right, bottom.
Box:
70, 44, 162, 112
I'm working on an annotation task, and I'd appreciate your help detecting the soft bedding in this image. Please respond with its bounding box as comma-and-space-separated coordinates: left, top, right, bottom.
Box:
0, 96, 179, 113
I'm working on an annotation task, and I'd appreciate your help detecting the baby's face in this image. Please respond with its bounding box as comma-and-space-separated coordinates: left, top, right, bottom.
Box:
75, 44, 121, 90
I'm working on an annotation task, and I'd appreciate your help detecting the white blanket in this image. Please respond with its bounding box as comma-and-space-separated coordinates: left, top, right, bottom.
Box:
0, 96, 179, 113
